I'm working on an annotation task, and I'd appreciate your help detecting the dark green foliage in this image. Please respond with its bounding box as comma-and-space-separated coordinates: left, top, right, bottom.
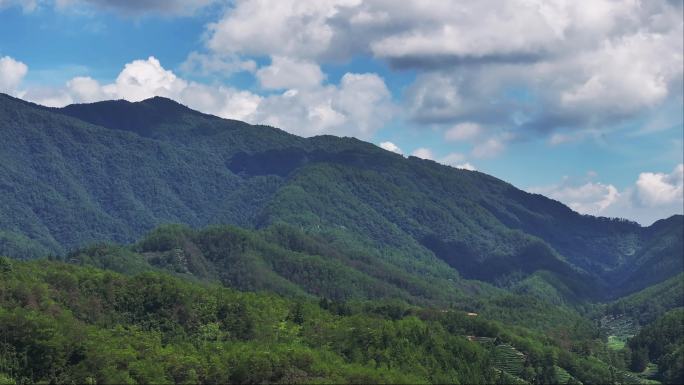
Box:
607, 273, 684, 325
612, 215, 684, 296
61, 223, 611, 339
0, 256, 12, 273
1, 93, 681, 302
628, 308, 684, 383
629, 347, 649, 372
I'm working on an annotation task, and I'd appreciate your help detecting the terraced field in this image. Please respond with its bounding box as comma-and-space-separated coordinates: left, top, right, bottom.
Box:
492, 344, 526, 377
621, 371, 646, 384
553, 365, 573, 384
601, 314, 637, 334
492, 368, 528, 384
608, 335, 627, 350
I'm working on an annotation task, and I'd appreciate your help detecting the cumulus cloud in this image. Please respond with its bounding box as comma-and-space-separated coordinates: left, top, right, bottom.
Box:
109, 57, 187, 101
411, 147, 433, 160
634, 164, 684, 207
529, 164, 684, 225
19, 56, 393, 139
256, 56, 325, 90
20, 87, 73, 107
8, 0, 682, 149
471, 135, 510, 159
439, 152, 464, 166
408, 148, 474, 170
455, 162, 476, 171
10, 0, 682, 141
178, 82, 262, 122
558, 32, 682, 116
444, 122, 482, 142
55, 0, 217, 15
0, 0, 38, 11
0, 56, 28, 95
180, 52, 257, 77
379, 141, 402, 154
206, 0, 360, 59
405, 73, 466, 124
248, 72, 393, 138
66, 76, 107, 102
200, 0, 681, 140
530, 179, 621, 215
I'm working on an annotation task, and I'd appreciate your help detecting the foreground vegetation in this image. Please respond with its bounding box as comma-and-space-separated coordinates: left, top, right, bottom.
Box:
3, 256, 675, 384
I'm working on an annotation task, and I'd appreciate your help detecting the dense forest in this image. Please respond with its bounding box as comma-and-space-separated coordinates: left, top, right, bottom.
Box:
2, 220, 683, 384
2, 256, 680, 385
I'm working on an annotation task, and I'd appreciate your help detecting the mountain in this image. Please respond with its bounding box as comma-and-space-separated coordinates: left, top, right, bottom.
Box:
627, 308, 684, 383
606, 273, 684, 325
1, 93, 682, 301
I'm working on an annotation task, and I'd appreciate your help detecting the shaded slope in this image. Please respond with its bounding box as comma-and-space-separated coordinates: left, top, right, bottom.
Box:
0, 94, 273, 255
613, 215, 684, 295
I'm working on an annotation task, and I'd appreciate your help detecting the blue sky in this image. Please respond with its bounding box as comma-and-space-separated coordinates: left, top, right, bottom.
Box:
0, 0, 682, 225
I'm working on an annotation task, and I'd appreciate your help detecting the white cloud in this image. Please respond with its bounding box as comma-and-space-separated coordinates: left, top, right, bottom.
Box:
407, 148, 474, 170
66, 76, 107, 103
411, 147, 433, 160
109, 57, 187, 102
9, 0, 682, 147
529, 164, 684, 225
530, 180, 620, 215
256, 56, 325, 90
455, 162, 476, 171
55, 0, 217, 15
207, 0, 360, 59
367, 0, 571, 62
406, 73, 465, 124
559, 32, 682, 115
179, 82, 262, 122
634, 164, 684, 207
379, 141, 402, 154
472, 136, 508, 159
20, 87, 74, 107
184, 0, 683, 141
444, 122, 481, 142
251, 72, 393, 138
180, 52, 257, 77
0, 0, 38, 12
439, 152, 465, 166
19, 56, 392, 139
0, 56, 28, 95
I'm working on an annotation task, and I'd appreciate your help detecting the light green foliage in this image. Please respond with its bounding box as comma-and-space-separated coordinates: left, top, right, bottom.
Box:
0, 259, 638, 385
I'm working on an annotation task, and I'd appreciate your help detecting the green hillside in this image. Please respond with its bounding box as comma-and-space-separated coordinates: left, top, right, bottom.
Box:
607, 273, 684, 326
627, 308, 684, 384
0, 257, 644, 385
58, 223, 597, 334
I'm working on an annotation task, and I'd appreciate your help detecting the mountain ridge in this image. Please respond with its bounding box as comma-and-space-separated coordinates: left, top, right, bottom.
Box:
1, 92, 681, 301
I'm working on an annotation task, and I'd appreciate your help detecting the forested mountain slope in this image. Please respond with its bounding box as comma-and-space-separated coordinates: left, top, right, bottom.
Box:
1, 93, 682, 300
0, 257, 645, 385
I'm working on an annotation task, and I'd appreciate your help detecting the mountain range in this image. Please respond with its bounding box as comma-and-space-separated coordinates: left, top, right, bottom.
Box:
1, 92, 681, 303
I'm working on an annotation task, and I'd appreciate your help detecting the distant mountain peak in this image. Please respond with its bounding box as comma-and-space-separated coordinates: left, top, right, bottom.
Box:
54, 95, 219, 137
